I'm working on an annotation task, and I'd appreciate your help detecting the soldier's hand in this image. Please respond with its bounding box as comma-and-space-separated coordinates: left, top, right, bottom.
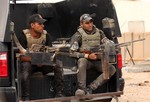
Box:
88, 53, 98, 60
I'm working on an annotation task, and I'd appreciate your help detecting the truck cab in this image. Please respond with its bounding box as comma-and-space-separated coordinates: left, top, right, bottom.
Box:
0, 0, 124, 102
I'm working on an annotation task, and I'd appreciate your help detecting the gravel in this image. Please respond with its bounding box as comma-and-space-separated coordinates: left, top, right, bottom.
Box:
111, 61, 150, 102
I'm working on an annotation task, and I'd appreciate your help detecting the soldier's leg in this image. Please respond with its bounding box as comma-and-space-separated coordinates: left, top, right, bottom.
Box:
53, 59, 64, 97
89, 64, 116, 90
75, 58, 89, 96
20, 61, 33, 101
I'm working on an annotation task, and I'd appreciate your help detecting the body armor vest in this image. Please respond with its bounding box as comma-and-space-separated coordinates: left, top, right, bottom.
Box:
23, 29, 47, 48
78, 28, 101, 51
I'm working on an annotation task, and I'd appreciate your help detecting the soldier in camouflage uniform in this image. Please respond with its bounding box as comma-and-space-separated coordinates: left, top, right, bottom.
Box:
70, 14, 116, 96
18, 14, 64, 101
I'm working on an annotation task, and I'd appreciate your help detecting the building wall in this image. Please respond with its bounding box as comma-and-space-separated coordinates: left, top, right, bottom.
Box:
113, 0, 150, 33
112, 0, 150, 61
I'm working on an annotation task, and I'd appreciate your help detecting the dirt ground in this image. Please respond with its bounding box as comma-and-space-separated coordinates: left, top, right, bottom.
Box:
111, 65, 150, 102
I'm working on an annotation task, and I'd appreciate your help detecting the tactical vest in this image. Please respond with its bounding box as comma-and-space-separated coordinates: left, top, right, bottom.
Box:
78, 28, 101, 51
23, 29, 47, 48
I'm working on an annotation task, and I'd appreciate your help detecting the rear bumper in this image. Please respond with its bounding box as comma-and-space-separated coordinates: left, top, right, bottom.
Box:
0, 87, 17, 102
26, 91, 123, 102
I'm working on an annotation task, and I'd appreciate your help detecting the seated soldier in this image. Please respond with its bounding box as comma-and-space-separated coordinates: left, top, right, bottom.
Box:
18, 14, 64, 101
70, 14, 116, 96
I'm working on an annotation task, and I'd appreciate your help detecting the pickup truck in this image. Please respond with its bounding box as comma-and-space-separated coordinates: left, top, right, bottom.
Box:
0, 0, 124, 102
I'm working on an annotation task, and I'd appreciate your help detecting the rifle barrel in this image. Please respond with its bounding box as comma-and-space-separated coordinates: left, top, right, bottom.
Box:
116, 38, 145, 47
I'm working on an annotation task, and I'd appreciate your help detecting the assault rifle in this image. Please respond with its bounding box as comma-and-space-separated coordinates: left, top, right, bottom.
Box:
116, 38, 145, 65
79, 38, 145, 54
21, 38, 145, 61
116, 38, 145, 47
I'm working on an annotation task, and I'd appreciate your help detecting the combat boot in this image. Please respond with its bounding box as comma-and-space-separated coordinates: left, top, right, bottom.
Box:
75, 87, 93, 96
55, 91, 64, 98
75, 89, 86, 96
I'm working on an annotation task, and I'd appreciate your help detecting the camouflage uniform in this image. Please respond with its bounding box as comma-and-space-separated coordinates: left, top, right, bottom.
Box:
70, 26, 116, 94
19, 29, 64, 99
